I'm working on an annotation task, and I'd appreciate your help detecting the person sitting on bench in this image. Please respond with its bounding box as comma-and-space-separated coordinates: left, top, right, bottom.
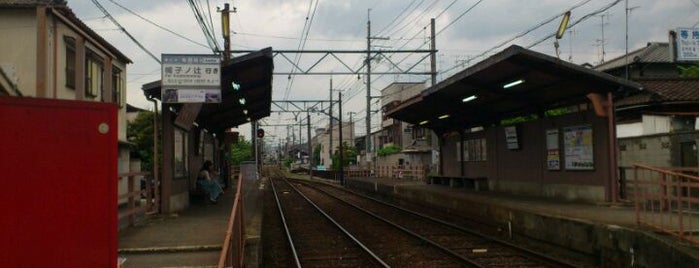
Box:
197, 160, 223, 204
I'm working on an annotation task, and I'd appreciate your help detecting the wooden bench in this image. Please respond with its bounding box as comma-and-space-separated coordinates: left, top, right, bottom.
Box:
429, 176, 488, 191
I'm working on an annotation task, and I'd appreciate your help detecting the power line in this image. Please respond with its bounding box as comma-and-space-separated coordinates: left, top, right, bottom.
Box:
435, 0, 461, 19
439, 0, 595, 75
375, 0, 419, 36
186, 0, 220, 53
385, 0, 441, 39
526, 0, 623, 49
436, 0, 485, 35
104, 0, 210, 49
90, 0, 161, 64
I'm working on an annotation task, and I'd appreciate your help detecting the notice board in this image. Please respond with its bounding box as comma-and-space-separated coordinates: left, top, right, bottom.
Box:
0, 97, 117, 267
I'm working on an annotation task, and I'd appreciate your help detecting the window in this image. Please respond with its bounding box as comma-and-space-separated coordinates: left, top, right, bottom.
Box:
85, 50, 103, 98
458, 138, 487, 161
64, 36, 76, 89
174, 129, 189, 177
112, 66, 124, 106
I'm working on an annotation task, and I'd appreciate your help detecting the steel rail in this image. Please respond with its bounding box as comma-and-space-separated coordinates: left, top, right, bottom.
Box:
301, 180, 579, 268
269, 177, 303, 268
272, 178, 390, 268
293, 181, 484, 268
323, 182, 579, 267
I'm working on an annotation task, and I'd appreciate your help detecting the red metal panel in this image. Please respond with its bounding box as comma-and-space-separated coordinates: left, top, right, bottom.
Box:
0, 96, 117, 267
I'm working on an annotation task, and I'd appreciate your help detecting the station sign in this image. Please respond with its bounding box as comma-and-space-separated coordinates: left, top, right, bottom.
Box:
161, 54, 221, 103
676, 28, 699, 61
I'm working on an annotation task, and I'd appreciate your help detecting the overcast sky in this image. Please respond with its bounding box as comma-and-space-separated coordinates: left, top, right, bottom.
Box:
70, 0, 699, 141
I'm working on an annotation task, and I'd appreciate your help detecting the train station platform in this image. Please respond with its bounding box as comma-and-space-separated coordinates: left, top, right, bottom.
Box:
340, 176, 699, 267
117, 193, 231, 268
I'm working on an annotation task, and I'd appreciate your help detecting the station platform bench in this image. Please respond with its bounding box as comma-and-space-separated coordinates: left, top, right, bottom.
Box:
428, 175, 488, 191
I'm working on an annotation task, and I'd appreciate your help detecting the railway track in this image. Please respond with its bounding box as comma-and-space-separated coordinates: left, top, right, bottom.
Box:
269, 177, 580, 267
269, 177, 388, 267
298, 178, 580, 267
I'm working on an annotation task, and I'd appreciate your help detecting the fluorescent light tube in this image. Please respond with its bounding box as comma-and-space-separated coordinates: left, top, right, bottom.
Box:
503, 79, 525, 89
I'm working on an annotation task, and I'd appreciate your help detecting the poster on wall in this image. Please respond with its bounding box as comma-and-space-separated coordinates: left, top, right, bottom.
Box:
504, 126, 519, 150
546, 129, 560, 170
564, 125, 594, 170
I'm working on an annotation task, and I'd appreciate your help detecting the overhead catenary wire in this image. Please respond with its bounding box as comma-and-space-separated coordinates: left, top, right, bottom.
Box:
283, 0, 321, 101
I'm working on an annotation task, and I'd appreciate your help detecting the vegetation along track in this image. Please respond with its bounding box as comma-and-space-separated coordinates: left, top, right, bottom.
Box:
294, 178, 580, 268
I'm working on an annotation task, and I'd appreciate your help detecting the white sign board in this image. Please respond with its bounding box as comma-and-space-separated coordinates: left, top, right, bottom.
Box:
563, 125, 594, 170
161, 54, 221, 103
676, 28, 699, 61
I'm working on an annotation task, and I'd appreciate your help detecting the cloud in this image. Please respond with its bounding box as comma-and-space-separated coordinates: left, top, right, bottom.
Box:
68, 0, 698, 139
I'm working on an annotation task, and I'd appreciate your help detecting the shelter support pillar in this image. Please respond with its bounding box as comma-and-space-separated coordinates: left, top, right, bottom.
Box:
607, 92, 618, 203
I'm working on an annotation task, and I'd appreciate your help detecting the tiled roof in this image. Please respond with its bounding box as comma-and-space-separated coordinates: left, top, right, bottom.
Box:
595, 42, 671, 72
616, 79, 699, 107
0, 0, 65, 6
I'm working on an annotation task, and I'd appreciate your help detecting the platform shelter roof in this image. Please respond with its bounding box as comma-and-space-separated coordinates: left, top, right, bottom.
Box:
386, 45, 643, 133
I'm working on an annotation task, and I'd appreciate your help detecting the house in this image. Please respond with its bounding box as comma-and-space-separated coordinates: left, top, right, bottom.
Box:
0, 0, 135, 192
314, 119, 355, 169
595, 42, 699, 171
375, 82, 435, 179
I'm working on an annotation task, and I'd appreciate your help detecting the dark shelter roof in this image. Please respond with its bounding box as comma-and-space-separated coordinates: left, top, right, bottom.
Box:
142, 47, 273, 135
386, 45, 643, 133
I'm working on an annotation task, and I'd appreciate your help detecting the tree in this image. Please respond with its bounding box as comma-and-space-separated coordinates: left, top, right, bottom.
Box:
679, 64, 699, 78
312, 143, 321, 166
331, 142, 357, 170
229, 136, 252, 166
376, 144, 402, 156
127, 111, 161, 173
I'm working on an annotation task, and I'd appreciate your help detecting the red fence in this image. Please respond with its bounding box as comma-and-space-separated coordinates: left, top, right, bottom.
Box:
117, 172, 158, 227
632, 164, 699, 244
375, 165, 426, 180
217, 171, 245, 268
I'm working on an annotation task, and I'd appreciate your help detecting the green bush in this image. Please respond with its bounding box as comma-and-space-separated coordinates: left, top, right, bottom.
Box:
377, 144, 402, 156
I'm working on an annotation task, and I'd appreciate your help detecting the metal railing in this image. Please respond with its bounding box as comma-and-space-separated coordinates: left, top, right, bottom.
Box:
632, 164, 699, 244
217, 171, 245, 268
117, 172, 158, 227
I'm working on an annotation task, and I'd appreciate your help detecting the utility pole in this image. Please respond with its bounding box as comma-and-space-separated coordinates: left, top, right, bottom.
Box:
329, 78, 333, 168
430, 18, 437, 86
338, 92, 344, 185
307, 111, 312, 179
365, 10, 372, 168
221, 3, 231, 63
365, 9, 390, 168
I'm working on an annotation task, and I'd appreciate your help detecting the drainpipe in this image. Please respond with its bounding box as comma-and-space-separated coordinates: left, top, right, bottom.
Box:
148, 97, 160, 213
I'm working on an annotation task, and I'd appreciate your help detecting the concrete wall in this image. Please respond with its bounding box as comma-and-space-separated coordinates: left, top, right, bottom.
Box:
0, 9, 38, 94
440, 110, 612, 202
619, 130, 699, 168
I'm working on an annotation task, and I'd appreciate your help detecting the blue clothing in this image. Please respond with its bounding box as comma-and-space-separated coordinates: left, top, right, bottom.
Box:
197, 180, 222, 201
197, 170, 222, 201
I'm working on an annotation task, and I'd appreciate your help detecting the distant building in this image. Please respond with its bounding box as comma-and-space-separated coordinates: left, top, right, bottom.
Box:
376, 82, 435, 178
596, 42, 699, 170
314, 119, 355, 169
